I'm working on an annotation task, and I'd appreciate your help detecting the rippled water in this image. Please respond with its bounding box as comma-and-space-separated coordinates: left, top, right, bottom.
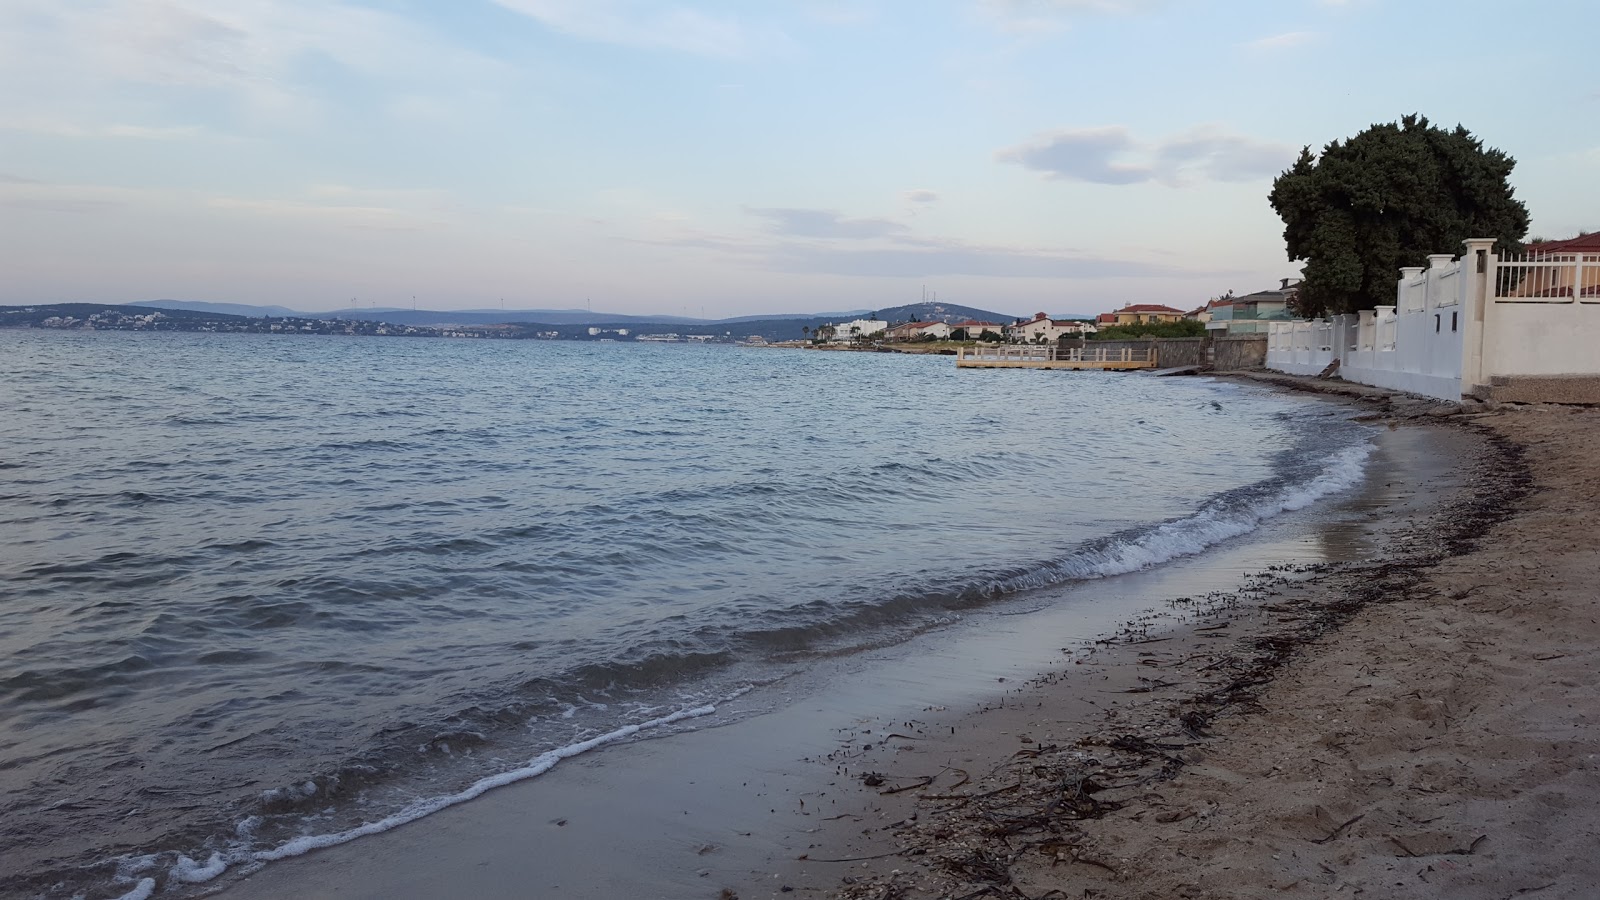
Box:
0, 329, 1370, 898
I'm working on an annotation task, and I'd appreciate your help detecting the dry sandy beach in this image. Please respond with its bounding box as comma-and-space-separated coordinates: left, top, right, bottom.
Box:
211, 387, 1599, 900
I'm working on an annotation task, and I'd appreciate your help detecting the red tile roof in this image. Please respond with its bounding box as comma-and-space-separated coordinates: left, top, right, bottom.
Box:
1115, 304, 1185, 314
1529, 233, 1600, 255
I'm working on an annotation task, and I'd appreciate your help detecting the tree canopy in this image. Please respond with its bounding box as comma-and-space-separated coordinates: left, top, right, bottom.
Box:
1088, 320, 1205, 341
1268, 115, 1530, 317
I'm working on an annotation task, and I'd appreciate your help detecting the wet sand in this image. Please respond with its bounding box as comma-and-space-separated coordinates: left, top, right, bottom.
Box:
207, 390, 1486, 900
779, 403, 1600, 899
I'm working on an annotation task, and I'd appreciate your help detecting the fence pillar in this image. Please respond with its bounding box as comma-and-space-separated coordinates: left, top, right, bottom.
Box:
1398, 266, 1424, 310
1425, 255, 1454, 311
1357, 309, 1375, 351
1459, 237, 1497, 395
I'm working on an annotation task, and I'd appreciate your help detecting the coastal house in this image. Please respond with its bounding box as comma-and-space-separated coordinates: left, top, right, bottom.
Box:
1103, 304, 1187, 326
1528, 232, 1600, 256
1206, 280, 1300, 335
825, 318, 889, 342
947, 320, 1006, 340
1510, 233, 1600, 299
1007, 312, 1094, 343
886, 321, 952, 341
884, 322, 921, 341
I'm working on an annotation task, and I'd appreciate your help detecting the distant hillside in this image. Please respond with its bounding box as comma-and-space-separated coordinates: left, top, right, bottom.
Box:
105, 298, 1028, 334
871, 301, 1022, 325
132, 299, 303, 318
320, 308, 711, 327
714, 310, 870, 324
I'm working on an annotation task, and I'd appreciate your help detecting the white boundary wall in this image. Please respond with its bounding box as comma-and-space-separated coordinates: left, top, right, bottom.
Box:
1266, 239, 1600, 401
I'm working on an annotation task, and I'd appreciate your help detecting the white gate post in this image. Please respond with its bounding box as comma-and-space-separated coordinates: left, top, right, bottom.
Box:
1459, 238, 1497, 398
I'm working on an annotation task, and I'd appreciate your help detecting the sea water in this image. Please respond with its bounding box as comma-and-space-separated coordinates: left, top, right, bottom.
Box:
0, 330, 1372, 898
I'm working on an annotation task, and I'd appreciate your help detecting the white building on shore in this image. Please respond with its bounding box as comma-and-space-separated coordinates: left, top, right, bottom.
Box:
827, 318, 889, 342
1007, 313, 1096, 343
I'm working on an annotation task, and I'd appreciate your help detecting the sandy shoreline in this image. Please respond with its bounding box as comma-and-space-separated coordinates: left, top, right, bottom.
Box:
188, 380, 1532, 900
773, 398, 1600, 899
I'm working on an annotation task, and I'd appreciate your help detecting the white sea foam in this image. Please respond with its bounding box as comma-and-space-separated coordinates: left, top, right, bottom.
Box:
155, 687, 752, 889
172, 852, 227, 883
111, 878, 155, 900
994, 441, 1375, 593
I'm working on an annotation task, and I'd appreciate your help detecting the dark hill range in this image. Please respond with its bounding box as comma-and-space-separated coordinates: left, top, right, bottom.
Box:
116, 299, 1022, 332
0, 295, 1056, 344
870, 301, 1024, 325
131, 299, 305, 318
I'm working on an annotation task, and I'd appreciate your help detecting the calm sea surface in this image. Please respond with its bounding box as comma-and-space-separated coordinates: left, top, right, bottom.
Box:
0, 330, 1372, 898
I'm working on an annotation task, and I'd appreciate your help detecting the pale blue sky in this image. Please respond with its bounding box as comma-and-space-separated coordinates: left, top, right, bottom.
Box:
1, 0, 1595, 318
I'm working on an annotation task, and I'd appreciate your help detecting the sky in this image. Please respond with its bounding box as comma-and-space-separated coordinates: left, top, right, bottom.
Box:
1, 0, 1596, 319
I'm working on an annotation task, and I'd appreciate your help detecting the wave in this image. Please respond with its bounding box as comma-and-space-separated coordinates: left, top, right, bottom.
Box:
109, 689, 749, 898
690, 441, 1376, 657
987, 441, 1374, 592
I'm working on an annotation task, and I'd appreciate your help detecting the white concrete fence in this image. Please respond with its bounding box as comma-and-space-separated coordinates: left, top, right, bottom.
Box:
1266, 238, 1600, 401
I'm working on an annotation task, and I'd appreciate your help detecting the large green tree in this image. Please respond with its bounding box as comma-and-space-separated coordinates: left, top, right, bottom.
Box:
1269, 115, 1530, 317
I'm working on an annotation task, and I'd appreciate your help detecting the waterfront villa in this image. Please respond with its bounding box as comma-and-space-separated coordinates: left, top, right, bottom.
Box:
1007, 312, 1095, 343
885, 321, 952, 341
824, 318, 889, 342
947, 320, 1006, 340
1206, 280, 1300, 336
1102, 304, 1187, 325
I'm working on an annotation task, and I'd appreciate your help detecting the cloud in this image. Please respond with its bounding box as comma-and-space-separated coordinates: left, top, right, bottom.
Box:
1153, 127, 1298, 183
746, 207, 907, 239
904, 189, 940, 204
0, 177, 133, 213
0, 0, 509, 133
0, 118, 208, 140
1244, 30, 1317, 50
997, 124, 1296, 185
801, 1, 877, 26
0, 117, 206, 138
492, 0, 766, 57
206, 184, 457, 231
641, 210, 1191, 280
995, 126, 1153, 184
764, 237, 1187, 278
977, 0, 1162, 34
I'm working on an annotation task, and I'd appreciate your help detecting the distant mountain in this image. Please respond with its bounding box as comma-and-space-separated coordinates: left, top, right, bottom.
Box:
871, 302, 1023, 325
320, 308, 713, 326
108, 299, 1026, 333
713, 310, 871, 324
130, 299, 303, 318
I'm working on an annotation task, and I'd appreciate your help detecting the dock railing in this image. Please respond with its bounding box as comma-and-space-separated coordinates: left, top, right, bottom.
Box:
958, 345, 1155, 364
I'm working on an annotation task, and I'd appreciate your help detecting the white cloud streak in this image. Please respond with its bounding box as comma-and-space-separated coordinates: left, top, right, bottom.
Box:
976, 0, 1164, 34
641, 207, 1194, 279
492, 0, 769, 57
996, 124, 1297, 186
0, 0, 509, 133
746, 207, 907, 239
1245, 30, 1318, 50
